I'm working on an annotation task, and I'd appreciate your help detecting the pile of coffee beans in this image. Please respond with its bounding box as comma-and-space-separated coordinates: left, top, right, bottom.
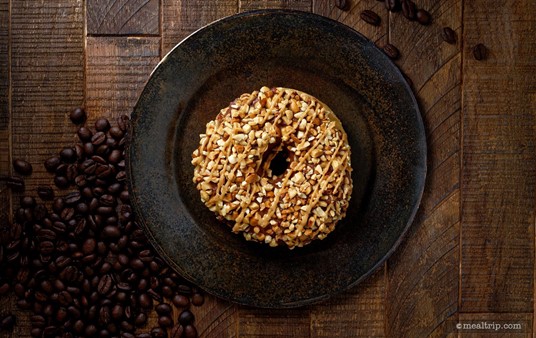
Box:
0, 109, 202, 337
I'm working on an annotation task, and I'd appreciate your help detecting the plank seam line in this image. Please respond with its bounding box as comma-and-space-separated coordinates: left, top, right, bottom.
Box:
116, 0, 152, 33
87, 33, 160, 37
416, 52, 460, 95
458, 0, 465, 321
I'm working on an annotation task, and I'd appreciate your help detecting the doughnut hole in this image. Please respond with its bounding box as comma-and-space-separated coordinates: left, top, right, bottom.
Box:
268, 149, 289, 177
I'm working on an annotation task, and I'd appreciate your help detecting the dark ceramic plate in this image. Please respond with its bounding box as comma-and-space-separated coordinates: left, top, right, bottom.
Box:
127, 10, 426, 308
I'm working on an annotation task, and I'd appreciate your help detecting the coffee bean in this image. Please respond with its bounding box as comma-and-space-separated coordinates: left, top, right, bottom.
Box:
108, 149, 122, 164
137, 334, 151, 338
158, 316, 173, 328
77, 127, 93, 142
134, 313, 147, 327
0, 283, 10, 295
0, 314, 16, 330
473, 43, 487, 60
92, 132, 106, 146
83, 142, 95, 156
102, 225, 121, 239
85, 324, 98, 336
178, 310, 195, 325
13, 159, 33, 175
333, 0, 349, 11
383, 43, 400, 60
170, 325, 184, 338
44, 156, 61, 173
191, 293, 204, 306
155, 303, 172, 316
416, 9, 432, 25
20, 196, 36, 208
37, 186, 55, 200
109, 127, 124, 140
401, 0, 416, 20
117, 115, 130, 132
138, 293, 153, 309
360, 10, 381, 26
98, 274, 113, 295
70, 107, 87, 124
172, 294, 190, 308
441, 27, 457, 44
111, 304, 124, 320
60, 147, 77, 163
183, 325, 198, 338
95, 118, 111, 132
65, 191, 81, 205
7, 175, 25, 191
54, 176, 70, 189
385, 0, 400, 12
150, 327, 167, 338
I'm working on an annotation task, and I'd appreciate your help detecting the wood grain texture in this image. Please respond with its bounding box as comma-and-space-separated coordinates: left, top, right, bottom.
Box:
194, 296, 238, 338
310, 269, 386, 337
239, 0, 311, 12
460, 0, 536, 313
85, 36, 160, 122
239, 307, 310, 337
87, 0, 159, 35
313, 0, 388, 44
161, 0, 238, 54
385, 1, 462, 337
11, 0, 85, 193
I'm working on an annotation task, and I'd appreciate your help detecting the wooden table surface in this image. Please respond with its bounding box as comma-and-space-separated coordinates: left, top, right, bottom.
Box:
1, 0, 535, 337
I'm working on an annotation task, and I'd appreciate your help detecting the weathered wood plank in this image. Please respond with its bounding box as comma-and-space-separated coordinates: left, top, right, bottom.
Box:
11, 0, 85, 194
195, 296, 238, 338
87, 0, 159, 35
161, 0, 237, 54
239, 0, 311, 12
239, 307, 310, 338
85, 36, 160, 122
313, 0, 387, 44
385, 1, 462, 337
0, 0, 10, 222
460, 0, 536, 313
310, 269, 386, 337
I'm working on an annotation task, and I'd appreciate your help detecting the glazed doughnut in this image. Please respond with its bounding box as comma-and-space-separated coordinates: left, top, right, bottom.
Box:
191, 87, 352, 248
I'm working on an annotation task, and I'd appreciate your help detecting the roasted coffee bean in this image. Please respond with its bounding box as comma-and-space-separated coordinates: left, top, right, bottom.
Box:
178, 310, 195, 325
383, 43, 400, 60
134, 312, 147, 327
416, 9, 432, 25
108, 149, 122, 164
13, 159, 33, 175
151, 327, 167, 338
122, 333, 135, 338
65, 191, 81, 205
85, 324, 98, 336
333, 0, 349, 11
441, 27, 457, 44
137, 334, 151, 338
0, 314, 16, 330
70, 107, 87, 124
155, 303, 172, 315
60, 147, 77, 163
102, 225, 121, 239
54, 176, 70, 189
473, 43, 487, 60
172, 294, 190, 308
39, 241, 55, 255
33, 204, 48, 221
401, 0, 416, 20
171, 325, 184, 338
116, 115, 130, 132
111, 304, 124, 320
98, 274, 114, 295
20, 195, 36, 208
83, 142, 95, 156
0, 283, 10, 295
385, 0, 400, 12
158, 316, 173, 328
191, 293, 204, 306
95, 118, 111, 132
183, 325, 198, 338
77, 127, 93, 142
37, 186, 54, 200
92, 132, 106, 146
109, 126, 124, 140
44, 156, 61, 172
360, 10, 381, 26
177, 284, 192, 295
138, 293, 153, 309
7, 175, 25, 191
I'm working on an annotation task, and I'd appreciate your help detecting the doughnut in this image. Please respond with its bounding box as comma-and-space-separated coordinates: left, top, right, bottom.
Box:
191, 87, 353, 249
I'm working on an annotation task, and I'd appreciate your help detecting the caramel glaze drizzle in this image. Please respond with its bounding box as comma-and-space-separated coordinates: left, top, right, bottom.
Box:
192, 87, 352, 248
